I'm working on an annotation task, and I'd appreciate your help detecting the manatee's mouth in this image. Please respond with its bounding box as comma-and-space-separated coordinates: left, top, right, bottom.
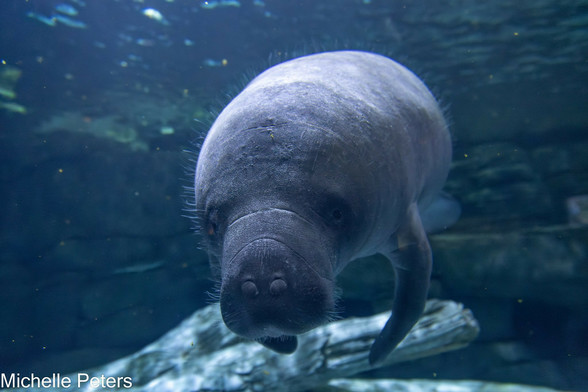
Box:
257, 334, 299, 354
257, 325, 295, 339
220, 230, 334, 345
220, 242, 333, 340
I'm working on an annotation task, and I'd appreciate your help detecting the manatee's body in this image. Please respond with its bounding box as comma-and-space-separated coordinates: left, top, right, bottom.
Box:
194, 51, 457, 364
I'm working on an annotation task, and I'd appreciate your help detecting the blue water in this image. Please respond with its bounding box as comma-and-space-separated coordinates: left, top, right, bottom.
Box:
1, 1, 587, 391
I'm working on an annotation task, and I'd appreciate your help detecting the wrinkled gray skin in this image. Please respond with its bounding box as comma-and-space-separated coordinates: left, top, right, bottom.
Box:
194, 51, 452, 365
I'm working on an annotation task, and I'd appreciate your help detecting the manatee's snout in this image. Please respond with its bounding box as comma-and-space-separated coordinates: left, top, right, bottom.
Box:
220, 238, 334, 340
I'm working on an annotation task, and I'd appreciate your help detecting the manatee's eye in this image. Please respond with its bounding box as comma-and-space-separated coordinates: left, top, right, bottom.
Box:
207, 221, 217, 236
315, 194, 351, 228
205, 207, 222, 239
331, 208, 343, 222
325, 201, 349, 227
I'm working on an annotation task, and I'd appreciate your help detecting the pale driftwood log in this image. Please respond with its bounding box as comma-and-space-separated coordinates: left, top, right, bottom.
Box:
11, 299, 478, 392
130, 299, 479, 392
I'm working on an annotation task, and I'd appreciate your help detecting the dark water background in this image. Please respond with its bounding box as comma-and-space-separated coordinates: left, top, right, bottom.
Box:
1, 0, 587, 390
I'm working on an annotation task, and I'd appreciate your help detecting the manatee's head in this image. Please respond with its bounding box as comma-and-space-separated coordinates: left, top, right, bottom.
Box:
215, 208, 336, 345
194, 95, 377, 350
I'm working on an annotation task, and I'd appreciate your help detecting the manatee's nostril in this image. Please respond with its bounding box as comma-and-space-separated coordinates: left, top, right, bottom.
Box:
269, 278, 287, 297
241, 280, 259, 298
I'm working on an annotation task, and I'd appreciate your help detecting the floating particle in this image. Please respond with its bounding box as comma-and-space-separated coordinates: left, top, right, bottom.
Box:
26, 12, 57, 27
142, 8, 170, 25
55, 4, 79, 16
54, 14, 87, 28
160, 126, 175, 135
201, 0, 241, 10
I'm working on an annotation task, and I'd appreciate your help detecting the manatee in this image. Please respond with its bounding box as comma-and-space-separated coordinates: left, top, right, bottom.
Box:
194, 50, 460, 365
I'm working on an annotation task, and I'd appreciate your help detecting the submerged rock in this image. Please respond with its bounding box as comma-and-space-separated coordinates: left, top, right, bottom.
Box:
8, 300, 479, 392
325, 378, 571, 392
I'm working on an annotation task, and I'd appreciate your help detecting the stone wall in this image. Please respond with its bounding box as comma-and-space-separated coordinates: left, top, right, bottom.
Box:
0, 132, 214, 374
3, 81, 586, 390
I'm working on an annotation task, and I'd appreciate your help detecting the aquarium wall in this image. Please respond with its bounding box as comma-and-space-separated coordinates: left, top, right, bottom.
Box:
0, 1, 587, 391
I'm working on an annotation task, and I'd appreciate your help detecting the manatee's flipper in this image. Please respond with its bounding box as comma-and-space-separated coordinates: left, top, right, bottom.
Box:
259, 335, 298, 354
369, 202, 432, 365
419, 191, 461, 233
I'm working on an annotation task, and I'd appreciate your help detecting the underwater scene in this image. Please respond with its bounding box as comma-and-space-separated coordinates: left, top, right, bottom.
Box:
1, 0, 587, 391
